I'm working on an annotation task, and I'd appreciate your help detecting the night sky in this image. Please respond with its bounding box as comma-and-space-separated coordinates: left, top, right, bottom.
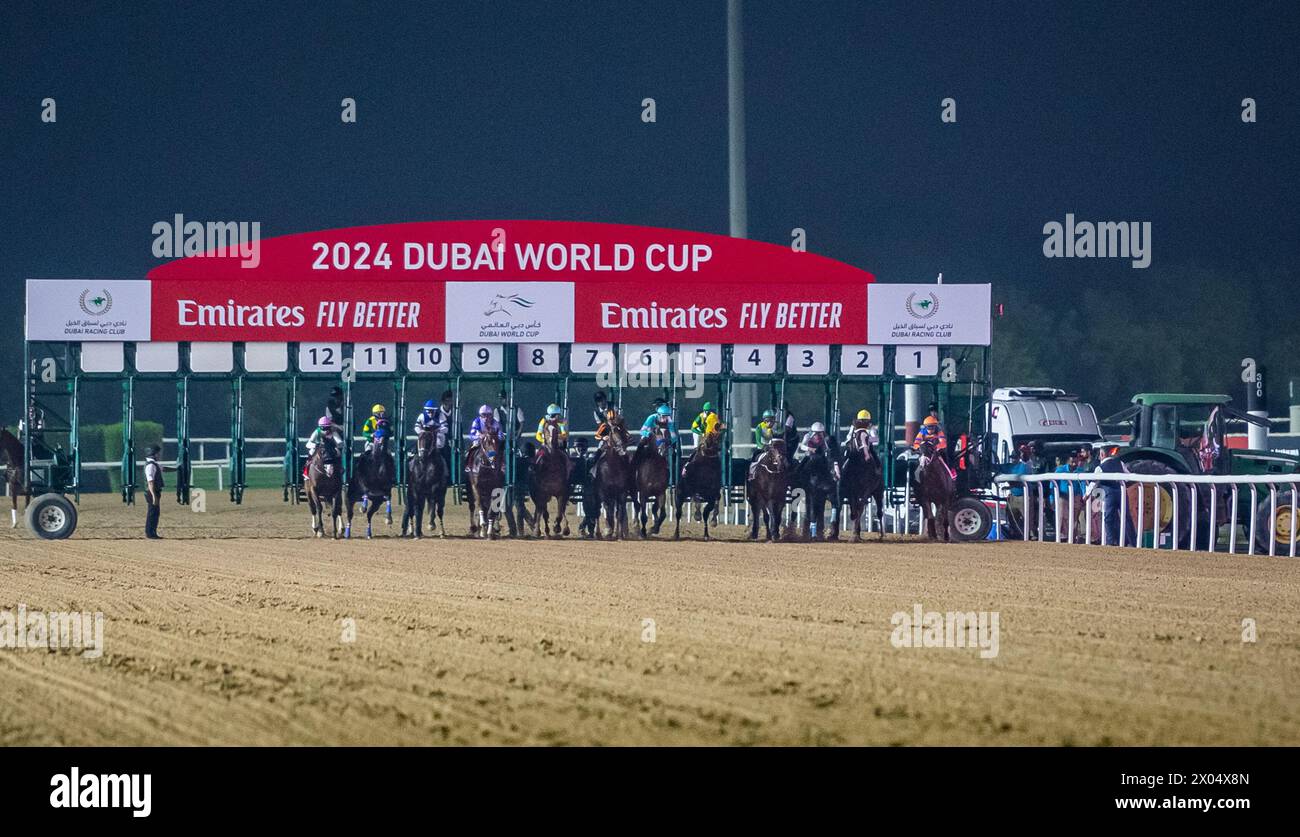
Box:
2, 0, 1297, 424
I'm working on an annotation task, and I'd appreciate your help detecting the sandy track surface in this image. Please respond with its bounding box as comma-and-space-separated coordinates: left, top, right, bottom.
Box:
1, 490, 1297, 745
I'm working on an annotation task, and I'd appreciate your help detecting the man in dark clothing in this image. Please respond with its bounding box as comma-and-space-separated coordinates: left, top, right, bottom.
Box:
327, 386, 345, 427
143, 445, 164, 539
1095, 450, 1133, 546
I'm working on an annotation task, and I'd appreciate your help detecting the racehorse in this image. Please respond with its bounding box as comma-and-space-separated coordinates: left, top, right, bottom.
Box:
305, 434, 343, 538
793, 438, 839, 541
747, 438, 790, 542
403, 431, 447, 539
674, 423, 725, 540
529, 422, 571, 538
592, 417, 634, 540
0, 428, 30, 528
345, 433, 395, 539
465, 426, 506, 539
632, 425, 671, 538
914, 436, 954, 541
837, 431, 885, 541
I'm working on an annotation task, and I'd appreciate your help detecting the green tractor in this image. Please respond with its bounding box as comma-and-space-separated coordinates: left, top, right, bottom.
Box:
1102, 393, 1300, 550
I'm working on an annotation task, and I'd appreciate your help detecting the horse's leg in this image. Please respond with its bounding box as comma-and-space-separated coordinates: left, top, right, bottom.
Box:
674, 495, 684, 540
366, 498, 378, 539
651, 492, 666, 535
385, 492, 393, 526
941, 501, 951, 542
558, 491, 570, 537
702, 498, 716, 541
749, 498, 760, 540
467, 489, 479, 538
344, 492, 354, 539
636, 496, 648, 539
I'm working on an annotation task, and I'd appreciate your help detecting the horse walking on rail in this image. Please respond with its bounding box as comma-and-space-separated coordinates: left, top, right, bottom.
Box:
346, 430, 395, 539
0, 429, 30, 528
675, 423, 725, 540
529, 422, 571, 538
305, 434, 344, 538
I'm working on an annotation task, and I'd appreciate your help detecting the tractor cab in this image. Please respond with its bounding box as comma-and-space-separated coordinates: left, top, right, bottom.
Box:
1103, 393, 1300, 476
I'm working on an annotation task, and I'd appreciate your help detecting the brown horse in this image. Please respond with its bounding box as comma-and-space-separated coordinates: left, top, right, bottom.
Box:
465, 427, 506, 539
403, 431, 447, 539
305, 434, 343, 538
345, 432, 395, 539
632, 426, 671, 538
0, 429, 30, 528
837, 429, 885, 542
593, 417, 634, 540
674, 423, 725, 540
914, 437, 954, 541
529, 422, 571, 538
747, 438, 790, 541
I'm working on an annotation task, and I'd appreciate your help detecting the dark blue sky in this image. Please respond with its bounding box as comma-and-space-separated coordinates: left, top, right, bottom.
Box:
2, 1, 1297, 420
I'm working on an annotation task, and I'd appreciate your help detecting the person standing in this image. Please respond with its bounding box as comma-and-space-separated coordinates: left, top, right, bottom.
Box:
143, 445, 165, 539
1095, 447, 1132, 547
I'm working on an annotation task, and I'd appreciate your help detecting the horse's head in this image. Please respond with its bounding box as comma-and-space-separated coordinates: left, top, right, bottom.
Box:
542, 421, 563, 450
700, 425, 725, 456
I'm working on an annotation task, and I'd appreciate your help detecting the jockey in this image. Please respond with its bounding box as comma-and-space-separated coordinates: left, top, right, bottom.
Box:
798, 421, 841, 479
361, 404, 390, 451
749, 409, 779, 472
640, 404, 677, 446
534, 404, 568, 461
413, 398, 448, 452
690, 402, 718, 445
912, 415, 947, 452
845, 409, 880, 452
304, 415, 343, 477
468, 404, 500, 447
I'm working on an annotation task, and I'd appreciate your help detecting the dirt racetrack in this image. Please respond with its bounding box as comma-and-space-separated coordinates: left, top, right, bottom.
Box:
2, 489, 1298, 746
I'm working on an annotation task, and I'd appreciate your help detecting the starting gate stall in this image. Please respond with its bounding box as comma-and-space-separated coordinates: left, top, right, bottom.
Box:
22, 221, 994, 540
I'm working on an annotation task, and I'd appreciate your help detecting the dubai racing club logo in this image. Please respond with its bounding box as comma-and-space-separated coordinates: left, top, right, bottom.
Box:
905, 291, 939, 320
484, 293, 536, 318
79, 288, 113, 317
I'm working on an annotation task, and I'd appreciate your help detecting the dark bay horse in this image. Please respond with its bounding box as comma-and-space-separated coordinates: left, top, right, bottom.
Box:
633, 426, 671, 538
0, 429, 29, 528
305, 434, 343, 538
793, 440, 839, 541
915, 437, 954, 541
403, 432, 447, 539
593, 418, 633, 540
747, 438, 790, 542
346, 434, 395, 539
465, 427, 506, 539
837, 431, 885, 541
675, 423, 724, 540
529, 422, 571, 538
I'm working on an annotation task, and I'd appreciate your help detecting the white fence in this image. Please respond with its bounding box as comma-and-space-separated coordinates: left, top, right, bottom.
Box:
995, 472, 1299, 557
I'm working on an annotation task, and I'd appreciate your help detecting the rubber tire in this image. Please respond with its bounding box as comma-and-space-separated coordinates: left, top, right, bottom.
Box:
1121, 458, 1187, 544
1254, 490, 1298, 554
25, 493, 77, 540
950, 497, 993, 541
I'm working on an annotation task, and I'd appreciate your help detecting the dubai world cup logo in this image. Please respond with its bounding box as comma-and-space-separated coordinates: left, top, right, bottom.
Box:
79, 288, 113, 317
905, 291, 939, 320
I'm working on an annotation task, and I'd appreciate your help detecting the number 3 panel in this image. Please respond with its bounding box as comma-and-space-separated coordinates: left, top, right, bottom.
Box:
785, 344, 830, 375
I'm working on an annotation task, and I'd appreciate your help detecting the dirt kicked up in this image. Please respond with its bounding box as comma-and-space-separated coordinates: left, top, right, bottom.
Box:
1, 490, 1298, 745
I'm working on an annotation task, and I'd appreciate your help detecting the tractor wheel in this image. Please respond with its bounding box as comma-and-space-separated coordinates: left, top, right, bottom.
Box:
25, 493, 78, 540
950, 497, 992, 541
1121, 458, 1191, 546
1254, 491, 1299, 554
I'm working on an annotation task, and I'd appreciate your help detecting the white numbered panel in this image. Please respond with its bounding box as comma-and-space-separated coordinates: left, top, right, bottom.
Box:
732, 344, 777, 375
461, 343, 503, 373
570, 343, 616, 375
840, 344, 886, 376
894, 345, 940, 376
786, 344, 831, 376
134, 342, 179, 373
243, 342, 288, 373
676, 344, 723, 376
622, 343, 669, 374
517, 343, 560, 374
189, 342, 234, 373
406, 343, 451, 373
299, 342, 344, 373
353, 342, 397, 372
80, 342, 124, 373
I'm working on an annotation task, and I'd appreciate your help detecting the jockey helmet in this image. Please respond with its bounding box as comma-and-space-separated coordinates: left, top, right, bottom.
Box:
478, 404, 492, 416
656, 405, 672, 417
810, 421, 827, 433
546, 403, 562, 417
762, 409, 775, 420
923, 415, 940, 427
857, 409, 871, 421
317, 416, 332, 428
702, 401, 714, 412
371, 403, 386, 415
423, 399, 436, 410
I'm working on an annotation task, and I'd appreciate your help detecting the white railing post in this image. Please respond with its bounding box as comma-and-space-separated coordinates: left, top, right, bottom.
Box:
1248, 485, 1258, 556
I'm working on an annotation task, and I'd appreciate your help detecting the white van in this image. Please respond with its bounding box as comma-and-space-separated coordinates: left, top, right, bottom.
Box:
988, 387, 1104, 465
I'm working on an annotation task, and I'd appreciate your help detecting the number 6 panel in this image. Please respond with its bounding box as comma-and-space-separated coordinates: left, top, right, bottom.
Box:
839, 345, 886, 376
